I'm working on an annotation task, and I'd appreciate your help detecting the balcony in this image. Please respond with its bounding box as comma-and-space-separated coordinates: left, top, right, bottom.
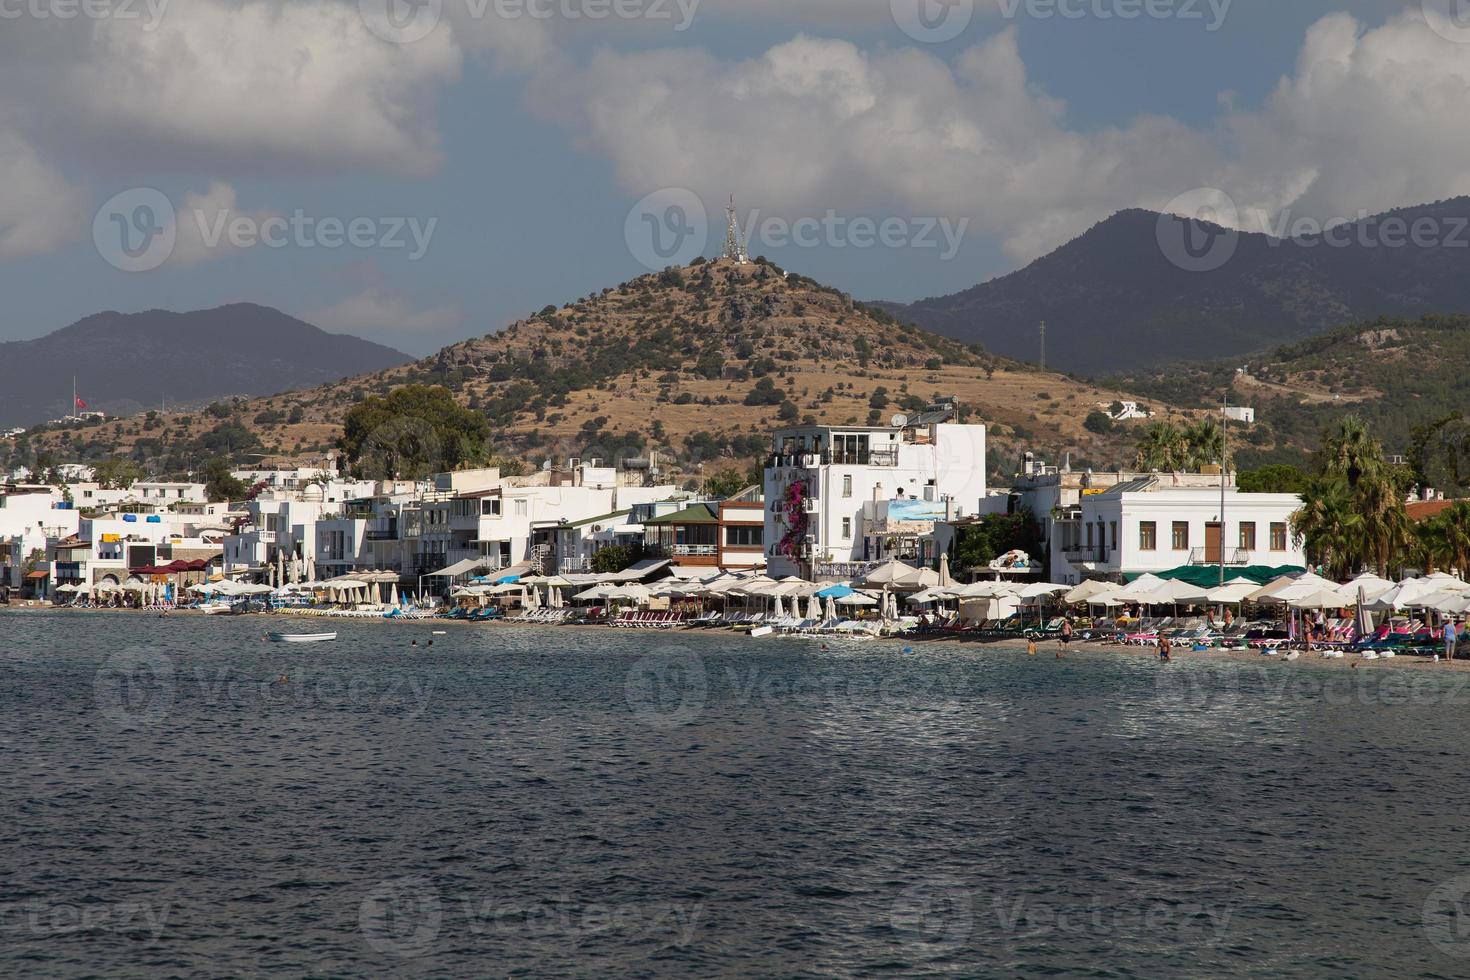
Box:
768, 448, 899, 469
672, 544, 719, 557
1189, 548, 1251, 566
814, 560, 883, 579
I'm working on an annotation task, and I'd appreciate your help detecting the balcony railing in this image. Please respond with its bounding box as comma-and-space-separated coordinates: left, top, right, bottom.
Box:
672, 544, 719, 557
768, 449, 900, 469
1189, 548, 1251, 566
814, 560, 883, 579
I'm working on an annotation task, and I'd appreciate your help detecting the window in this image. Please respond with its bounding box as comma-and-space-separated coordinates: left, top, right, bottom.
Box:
841, 518, 852, 539
1239, 522, 1257, 550
482, 499, 501, 517
726, 526, 764, 547
1139, 521, 1156, 550
842, 475, 853, 498
514, 500, 528, 517
1171, 521, 1189, 550
1270, 522, 1287, 551
1109, 522, 1117, 549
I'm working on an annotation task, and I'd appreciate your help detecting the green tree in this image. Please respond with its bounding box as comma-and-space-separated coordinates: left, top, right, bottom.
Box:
92, 458, 144, 489
202, 458, 248, 502
1134, 421, 1187, 470
340, 385, 493, 479
704, 469, 750, 499
951, 510, 1043, 573
1290, 476, 1362, 580
1237, 464, 1307, 494
1083, 410, 1114, 435
591, 543, 643, 574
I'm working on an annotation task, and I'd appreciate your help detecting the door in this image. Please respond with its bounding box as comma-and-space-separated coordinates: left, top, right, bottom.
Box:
1204, 523, 1223, 564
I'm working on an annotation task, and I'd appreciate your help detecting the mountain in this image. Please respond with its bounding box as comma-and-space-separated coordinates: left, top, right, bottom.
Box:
16, 260, 1200, 482
881, 198, 1470, 375
0, 304, 412, 428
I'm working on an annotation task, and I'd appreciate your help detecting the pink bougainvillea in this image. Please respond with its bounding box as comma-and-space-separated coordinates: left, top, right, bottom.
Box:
778, 478, 809, 558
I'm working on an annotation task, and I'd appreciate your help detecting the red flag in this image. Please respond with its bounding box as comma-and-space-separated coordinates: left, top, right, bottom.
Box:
75, 396, 87, 410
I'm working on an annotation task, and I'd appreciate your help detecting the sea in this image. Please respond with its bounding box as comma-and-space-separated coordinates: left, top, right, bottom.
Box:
3, 610, 1470, 977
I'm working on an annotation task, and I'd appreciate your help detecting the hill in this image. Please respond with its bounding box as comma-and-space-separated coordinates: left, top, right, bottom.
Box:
0, 304, 412, 428
880, 199, 1470, 375
1107, 313, 1470, 470
12, 260, 1201, 485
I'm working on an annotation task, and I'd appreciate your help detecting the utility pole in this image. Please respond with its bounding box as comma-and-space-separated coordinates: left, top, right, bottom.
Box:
1039, 321, 1046, 371
1220, 390, 1229, 587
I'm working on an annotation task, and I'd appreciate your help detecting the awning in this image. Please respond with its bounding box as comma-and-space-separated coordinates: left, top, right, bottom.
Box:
425, 558, 488, 578
25, 570, 47, 580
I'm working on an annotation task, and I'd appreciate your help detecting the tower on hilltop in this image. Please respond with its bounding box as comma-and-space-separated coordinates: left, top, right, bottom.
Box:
723, 195, 750, 264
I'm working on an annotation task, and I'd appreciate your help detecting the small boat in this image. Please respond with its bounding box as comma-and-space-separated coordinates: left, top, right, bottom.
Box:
201, 603, 233, 615
268, 632, 337, 644
749, 625, 775, 638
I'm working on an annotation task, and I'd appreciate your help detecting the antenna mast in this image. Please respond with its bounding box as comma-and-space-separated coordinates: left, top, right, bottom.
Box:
723, 195, 749, 264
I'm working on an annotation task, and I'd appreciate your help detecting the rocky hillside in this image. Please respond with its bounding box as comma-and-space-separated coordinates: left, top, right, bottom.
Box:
16, 259, 1201, 484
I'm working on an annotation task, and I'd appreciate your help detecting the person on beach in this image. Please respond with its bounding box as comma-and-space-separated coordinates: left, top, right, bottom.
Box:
1445, 620, 1458, 663
1058, 618, 1073, 652
1157, 634, 1171, 662
1027, 636, 1037, 657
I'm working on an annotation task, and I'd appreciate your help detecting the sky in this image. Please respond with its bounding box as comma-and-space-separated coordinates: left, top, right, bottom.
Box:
1, 0, 1469, 355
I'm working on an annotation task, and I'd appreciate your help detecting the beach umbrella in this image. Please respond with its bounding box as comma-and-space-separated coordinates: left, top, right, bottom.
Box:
388, 583, 399, 607
836, 592, 878, 606
773, 593, 785, 618
1288, 588, 1351, 610
864, 560, 919, 586
938, 553, 953, 588
1206, 581, 1257, 604
806, 592, 821, 621
824, 595, 837, 622
1064, 580, 1115, 605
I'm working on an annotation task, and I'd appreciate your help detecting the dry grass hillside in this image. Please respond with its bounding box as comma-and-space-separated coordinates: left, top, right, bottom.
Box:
26, 259, 1200, 483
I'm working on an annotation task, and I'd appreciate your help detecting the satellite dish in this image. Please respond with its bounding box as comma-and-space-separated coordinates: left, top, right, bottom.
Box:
891, 414, 909, 428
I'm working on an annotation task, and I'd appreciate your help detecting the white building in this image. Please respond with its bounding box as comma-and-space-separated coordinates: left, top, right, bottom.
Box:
763, 404, 987, 579
1062, 478, 1306, 582
0, 488, 79, 594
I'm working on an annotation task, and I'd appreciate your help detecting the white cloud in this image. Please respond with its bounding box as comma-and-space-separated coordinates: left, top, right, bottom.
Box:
0, 129, 87, 259
170, 182, 281, 266
3, 0, 461, 179
532, 8, 1470, 264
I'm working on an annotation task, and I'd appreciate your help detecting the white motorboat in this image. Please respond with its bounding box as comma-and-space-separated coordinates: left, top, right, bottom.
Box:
268, 632, 337, 643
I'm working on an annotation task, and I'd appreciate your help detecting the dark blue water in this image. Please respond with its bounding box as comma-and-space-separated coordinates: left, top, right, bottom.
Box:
4, 611, 1470, 976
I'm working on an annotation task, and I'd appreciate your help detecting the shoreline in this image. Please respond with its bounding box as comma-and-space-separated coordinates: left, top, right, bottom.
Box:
11, 604, 1469, 672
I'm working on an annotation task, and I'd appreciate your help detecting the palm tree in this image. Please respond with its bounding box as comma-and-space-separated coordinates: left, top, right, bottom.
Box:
1290, 476, 1363, 579
1135, 422, 1187, 471
1320, 415, 1383, 489
1441, 501, 1470, 577
1182, 417, 1230, 471
1354, 469, 1410, 577
1409, 517, 1449, 575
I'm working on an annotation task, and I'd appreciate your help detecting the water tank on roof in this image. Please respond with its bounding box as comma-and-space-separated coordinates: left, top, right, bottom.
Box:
123, 514, 137, 523
146, 515, 162, 523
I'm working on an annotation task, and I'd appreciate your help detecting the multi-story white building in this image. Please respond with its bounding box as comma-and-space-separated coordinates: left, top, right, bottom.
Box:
0, 488, 79, 594
1061, 478, 1306, 582
763, 403, 988, 579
